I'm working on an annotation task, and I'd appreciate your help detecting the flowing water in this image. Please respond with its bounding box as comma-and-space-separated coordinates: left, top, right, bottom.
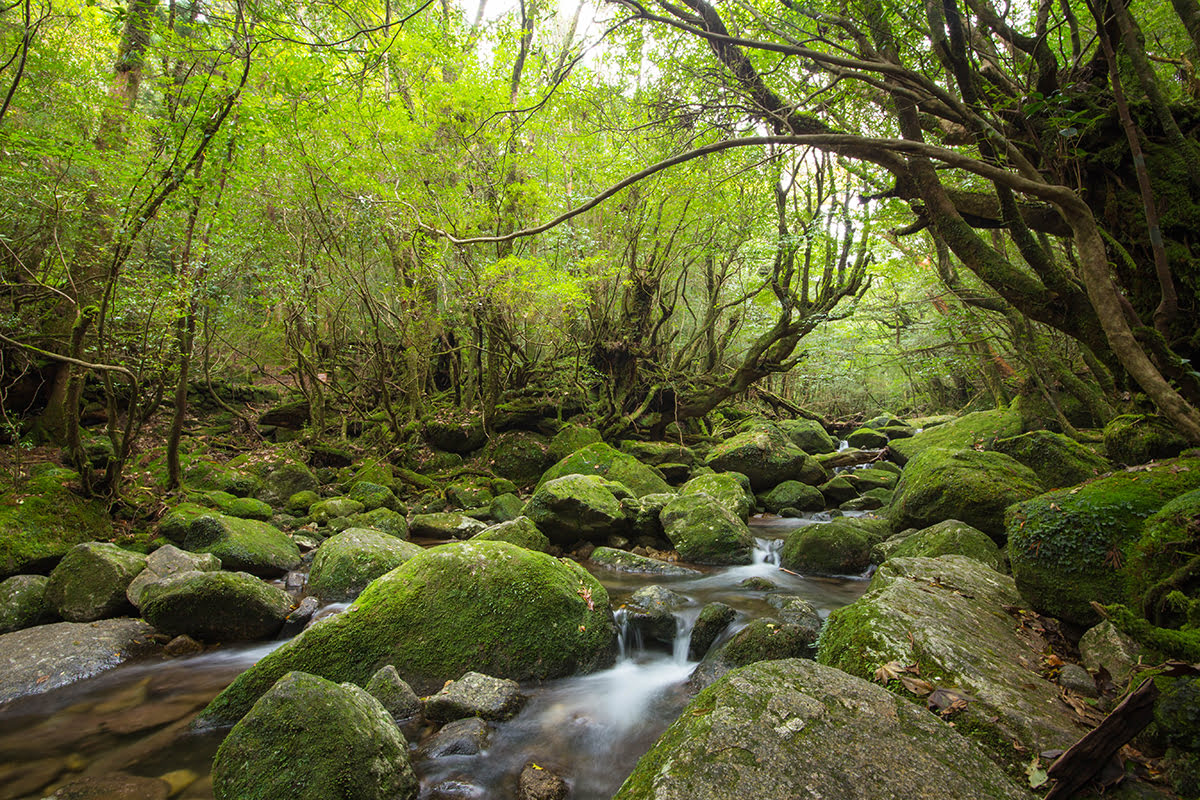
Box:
0, 516, 872, 800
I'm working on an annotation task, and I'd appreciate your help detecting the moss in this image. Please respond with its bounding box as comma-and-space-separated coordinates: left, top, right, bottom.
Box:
846, 427, 888, 449
760, 480, 824, 513
348, 507, 410, 539
308, 529, 423, 601
351, 458, 397, 491
348, 481, 401, 512
199, 541, 617, 724
444, 477, 495, 509
719, 619, 815, 665
889, 447, 1043, 539
181, 514, 302, 576
480, 431, 552, 487
680, 472, 753, 521
44, 542, 146, 622
212, 672, 417, 800
618, 440, 697, 466
705, 427, 826, 491
537, 442, 669, 497
141, 570, 293, 641
660, 493, 754, 565
1127, 488, 1200, 610
774, 419, 836, 454
1104, 603, 1200, 662
991, 430, 1111, 489
0, 574, 54, 633
1007, 454, 1200, 624
547, 424, 603, 462
285, 490, 320, 516
0, 470, 112, 576
1104, 414, 1189, 466
471, 517, 551, 552
888, 520, 1003, 571
524, 474, 627, 544
202, 491, 273, 521
888, 407, 1023, 465
781, 520, 870, 575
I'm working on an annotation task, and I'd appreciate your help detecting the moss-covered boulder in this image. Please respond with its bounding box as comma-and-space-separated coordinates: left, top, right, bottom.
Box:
689, 619, 817, 689
256, 460, 319, 508
408, 512, 488, 540
886, 520, 1002, 570
537, 442, 669, 498
991, 430, 1110, 489
285, 490, 320, 516
1104, 414, 1189, 466
308, 529, 424, 601
163, 511, 301, 577
489, 492, 524, 522
348, 481, 402, 513
818, 474, 859, 505
0, 468, 112, 577
44, 543, 146, 622
818, 556, 1082, 761
613, 658, 1027, 800
350, 458, 398, 492
424, 412, 486, 453
481, 431, 553, 487
211, 671, 417, 800
471, 517, 551, 552
846, 467, 899, 492
1125, 488, 1200, 619
547, 424, 603, 462
524, 474, 630, 545
889, 447, 1043, 540
888, 407, 1023, 465
0, 574, 55, 633
775, 419, 836, 454
202, 491, 273, 521
443, 477, 494, 510
704, 427, 826, 491
780, 520, 871, 576
141, 570, 293, 641
660, 494, 753, 565
679, 472, 754, 521
309, 496, 366, 525
199, 541, 617, 723
1007, 454, 1200, 624
347, 507, 409, 539
619, 440, 697, 467
845, 427, 888, 449
126, 544, 222, 609
589, 546, 700, 576
760, 480, 825, 514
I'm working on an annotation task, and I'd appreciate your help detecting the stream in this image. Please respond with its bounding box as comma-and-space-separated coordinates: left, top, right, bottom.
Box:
0, 516, 872, 800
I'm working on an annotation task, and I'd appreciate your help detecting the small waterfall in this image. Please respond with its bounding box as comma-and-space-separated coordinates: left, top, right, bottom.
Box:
752, 537, 783, 566
837, 439, 850, 451
613, 608, 645, 661
671, 607, 702, 664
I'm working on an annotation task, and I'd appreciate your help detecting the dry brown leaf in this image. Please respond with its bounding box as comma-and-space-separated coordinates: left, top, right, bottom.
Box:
874, 661, 904, 683
899, 675, 935, 696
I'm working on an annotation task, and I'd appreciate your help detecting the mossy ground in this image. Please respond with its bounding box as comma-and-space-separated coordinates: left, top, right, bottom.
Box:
0, 468, 112, 576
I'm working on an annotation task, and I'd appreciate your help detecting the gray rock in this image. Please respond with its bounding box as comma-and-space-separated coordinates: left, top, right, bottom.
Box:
630, 492, 676, 540
425, 671, 526, 722
212, 671, 417, 800
141, 570, 293, 641
1079, 620, 1146, 686
614, 658, 1027, 800
168, 512, 301, 576
624, 585, 690, 648
819, 555, 1084, 757
0, 619, 159, 703
280, 596, 319, 637
1058, 663, 1098, 697
365, 664, 422, 720
687, 602, 735, 660
46, 773, 171, 799
126, 545, 221, 609
419, 716, 490, 758
591, 546, 699, 576
45, 543, 146, 622
518, 762, 569, 800
0, 574, 55, 633
765, 595, 822, 636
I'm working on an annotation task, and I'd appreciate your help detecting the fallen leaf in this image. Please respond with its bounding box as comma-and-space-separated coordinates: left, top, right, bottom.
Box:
899, 675, 935, 696
1026, 757, 1049, 789
874, 661, 904, 683
928, 687, 973, 714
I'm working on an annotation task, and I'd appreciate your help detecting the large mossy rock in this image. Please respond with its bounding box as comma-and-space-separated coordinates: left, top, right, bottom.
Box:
889, 447, 1043, 540
212, 671, 417, 800
547, 424, 603, 462
660, 494, 753, 565
887, 407, 1023, 465
1007, 453, 1200, 625
818, 555, 1083, 760
1125, 488, 1200, 614
126, 544, 222, 610
424, 412, 486, 453
689, 619, 818, 689
199, 541, 617, 723
619, 440, 697, 466
991, 430, 1110, 489
589, 546, 700, 576
613, 658, 1027, 800
704, 427, 826, 491
255, 460, 319, 508
886, 519, 1003, 571
1104, 414, 1189, 466
524, 474, 630, 545
774, 419, 836, 454
471, 517, 551, 552
537, 442, 669, 497
845, 426, 888, 449
141, 570, 293, 641
480, 431, 553, 487
680, 472, 753, 521
0, 468, 111, 577
408, 512, 488, 540
780, 519, 871, 576
308, 529, 424, 601
44, 542, 146, 622
163, 511, 301, 577
0, 574, 55, 633
309, 496, 365, 525
760, 480, 824, 513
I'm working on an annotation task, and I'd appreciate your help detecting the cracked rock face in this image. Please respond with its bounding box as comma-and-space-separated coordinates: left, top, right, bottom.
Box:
613, 657, 1028, 800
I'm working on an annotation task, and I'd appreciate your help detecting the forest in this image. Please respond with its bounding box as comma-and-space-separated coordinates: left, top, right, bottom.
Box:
2, 0, 1200, 796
